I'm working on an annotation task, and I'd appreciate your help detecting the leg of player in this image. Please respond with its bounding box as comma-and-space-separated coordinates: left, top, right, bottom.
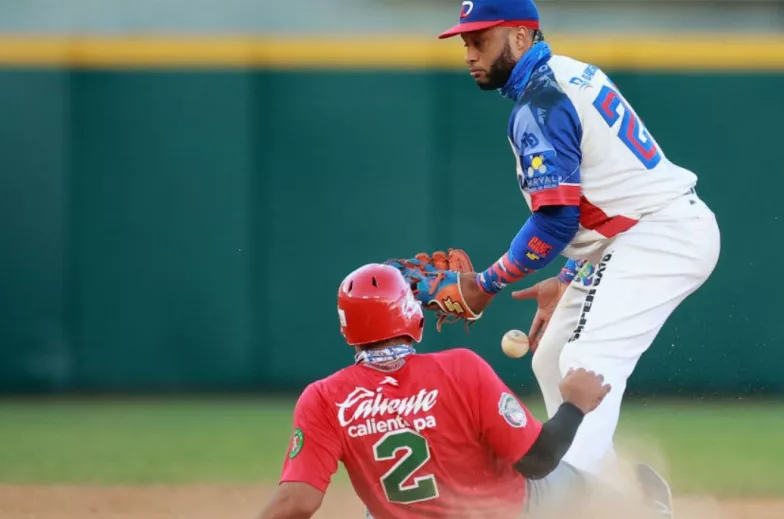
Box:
636, 462, 675, 518
524, 460, 671, 519
557, 194, 720, 477
530, 279, 589, 417
524, 460, 586, 518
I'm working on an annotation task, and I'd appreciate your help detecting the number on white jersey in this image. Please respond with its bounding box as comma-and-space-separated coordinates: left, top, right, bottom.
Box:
592, 84, 662, 170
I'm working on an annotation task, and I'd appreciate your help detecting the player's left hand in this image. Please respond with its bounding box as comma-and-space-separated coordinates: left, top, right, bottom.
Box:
386, 249, 485, 331
511, 276, 568, 351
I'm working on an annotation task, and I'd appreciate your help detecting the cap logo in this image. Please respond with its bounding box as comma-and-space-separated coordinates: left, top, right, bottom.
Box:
460, 1, 474, 18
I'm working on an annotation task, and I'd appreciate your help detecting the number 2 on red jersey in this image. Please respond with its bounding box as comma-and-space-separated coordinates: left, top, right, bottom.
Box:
373, 429, 440, 504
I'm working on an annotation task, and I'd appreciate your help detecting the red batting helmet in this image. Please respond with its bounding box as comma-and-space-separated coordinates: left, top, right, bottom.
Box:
338, 263, 424, 346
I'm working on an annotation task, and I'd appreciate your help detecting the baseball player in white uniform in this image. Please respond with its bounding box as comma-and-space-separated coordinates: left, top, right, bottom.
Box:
384, 0, 721, 488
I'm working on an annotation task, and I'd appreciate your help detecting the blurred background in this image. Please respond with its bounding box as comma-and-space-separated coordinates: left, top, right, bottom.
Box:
0, 0, 783, 509
0, 0, 781, 397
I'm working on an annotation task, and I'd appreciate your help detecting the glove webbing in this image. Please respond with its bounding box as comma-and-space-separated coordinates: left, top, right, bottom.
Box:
396, 259, 474, 333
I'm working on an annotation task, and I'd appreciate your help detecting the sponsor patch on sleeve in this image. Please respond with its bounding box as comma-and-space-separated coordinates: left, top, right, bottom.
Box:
498, 392, 528, 428
521, 151, 563, 193
288, 428, 304, 459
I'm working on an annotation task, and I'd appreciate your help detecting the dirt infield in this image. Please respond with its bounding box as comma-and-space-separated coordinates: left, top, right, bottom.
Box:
0, 485, 781, 519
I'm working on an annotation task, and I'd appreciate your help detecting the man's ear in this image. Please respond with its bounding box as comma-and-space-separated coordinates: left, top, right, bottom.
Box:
514, 27, 533, 52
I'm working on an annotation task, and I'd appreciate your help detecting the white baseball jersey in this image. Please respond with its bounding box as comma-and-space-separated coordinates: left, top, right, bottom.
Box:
508, 55, 698, 260
502, 49, 721, 483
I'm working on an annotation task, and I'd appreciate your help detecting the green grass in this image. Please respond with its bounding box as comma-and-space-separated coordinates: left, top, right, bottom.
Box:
613, 400, 784, 495
0, 398, 293, 484
0, 398, 782, 496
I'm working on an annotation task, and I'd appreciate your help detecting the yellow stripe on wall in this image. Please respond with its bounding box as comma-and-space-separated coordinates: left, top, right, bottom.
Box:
0, 35, 783, 70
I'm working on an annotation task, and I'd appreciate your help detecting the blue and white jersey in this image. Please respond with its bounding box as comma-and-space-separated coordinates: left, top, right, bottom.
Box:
507, 55, 698, 259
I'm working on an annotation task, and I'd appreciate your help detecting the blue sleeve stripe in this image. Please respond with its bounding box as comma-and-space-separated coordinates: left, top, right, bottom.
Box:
476, 206, 580, 294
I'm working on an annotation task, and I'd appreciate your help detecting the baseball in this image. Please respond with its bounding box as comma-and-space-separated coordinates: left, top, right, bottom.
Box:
501, 329, 530, 358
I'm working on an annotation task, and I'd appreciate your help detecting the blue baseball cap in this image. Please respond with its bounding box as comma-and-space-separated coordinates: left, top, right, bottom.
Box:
438, 0, 540, 39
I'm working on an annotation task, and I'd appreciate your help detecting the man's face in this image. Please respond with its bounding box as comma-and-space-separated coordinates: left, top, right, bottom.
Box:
461, 27, 525, 91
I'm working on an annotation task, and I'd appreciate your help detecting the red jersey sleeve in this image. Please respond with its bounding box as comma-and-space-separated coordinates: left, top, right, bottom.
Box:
468, 351, 543, 464
279, 382, 342, 493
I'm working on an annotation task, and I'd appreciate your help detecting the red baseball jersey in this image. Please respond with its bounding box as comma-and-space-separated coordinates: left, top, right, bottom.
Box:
279, 348, 543, 519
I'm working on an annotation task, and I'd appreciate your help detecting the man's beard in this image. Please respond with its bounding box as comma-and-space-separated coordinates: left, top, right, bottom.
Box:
477, 42, 518, 91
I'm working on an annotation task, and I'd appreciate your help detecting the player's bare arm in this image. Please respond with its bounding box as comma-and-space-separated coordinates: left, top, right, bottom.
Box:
514, 368, 610, 479
263, 382, 342, 519
258, 482, 324, 519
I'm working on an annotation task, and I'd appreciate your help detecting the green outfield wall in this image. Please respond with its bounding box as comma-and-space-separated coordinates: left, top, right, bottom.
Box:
0, 37, 780, 395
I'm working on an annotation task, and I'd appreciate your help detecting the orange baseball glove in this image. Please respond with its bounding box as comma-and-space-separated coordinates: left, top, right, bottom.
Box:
386, 248, 482, 331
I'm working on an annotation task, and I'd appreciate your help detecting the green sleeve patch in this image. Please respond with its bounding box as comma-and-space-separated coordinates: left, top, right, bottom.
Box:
289, 428, 304, 459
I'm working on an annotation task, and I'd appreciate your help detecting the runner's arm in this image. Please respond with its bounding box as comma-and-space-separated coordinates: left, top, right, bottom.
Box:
258, 482, 324, 519
513, 402, 584, 479
259, 383, 341, 519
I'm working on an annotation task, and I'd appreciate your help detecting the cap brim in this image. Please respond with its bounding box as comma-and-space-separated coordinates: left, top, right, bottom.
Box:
437, 20, 504, 39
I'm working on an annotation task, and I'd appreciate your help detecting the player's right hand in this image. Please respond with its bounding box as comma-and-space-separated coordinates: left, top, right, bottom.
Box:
511, 276, 568, 352
559, 368, 611, 415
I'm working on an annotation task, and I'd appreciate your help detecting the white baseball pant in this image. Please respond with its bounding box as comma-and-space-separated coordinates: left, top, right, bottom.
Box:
530, 190, 720, 477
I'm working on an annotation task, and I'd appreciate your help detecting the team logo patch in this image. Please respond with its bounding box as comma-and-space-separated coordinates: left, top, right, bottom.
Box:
289, 428, 304, 459
575, 260, 595, 287
460, 0, 474, 18
498, 392, 527, 428
522, 151, 557, 185
529, 155, 547, 176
